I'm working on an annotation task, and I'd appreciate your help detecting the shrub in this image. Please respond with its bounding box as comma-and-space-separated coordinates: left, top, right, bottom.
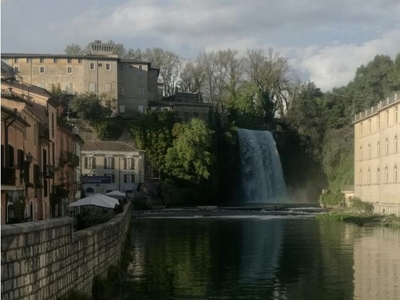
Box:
348, 197, 374, 215
320, 189, 345, 207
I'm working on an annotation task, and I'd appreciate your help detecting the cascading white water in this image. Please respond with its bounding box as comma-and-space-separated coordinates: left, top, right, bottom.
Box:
238, 129, 287, 203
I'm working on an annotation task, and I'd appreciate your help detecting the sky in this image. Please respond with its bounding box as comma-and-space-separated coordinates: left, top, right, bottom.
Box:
1, 0, 400, 91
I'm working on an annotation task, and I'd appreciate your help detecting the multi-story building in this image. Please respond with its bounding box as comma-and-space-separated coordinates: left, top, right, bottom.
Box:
1, 64, 84, 221
81, 141, 145, 195
353, 91, 400, 216
149, 92, 212, 122
2, 40, 161, 118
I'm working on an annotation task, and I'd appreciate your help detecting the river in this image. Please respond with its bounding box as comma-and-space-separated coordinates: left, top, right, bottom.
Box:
121, 215, 400, 300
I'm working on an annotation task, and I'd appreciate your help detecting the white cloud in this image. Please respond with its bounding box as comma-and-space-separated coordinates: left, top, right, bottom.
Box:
294, 30, 400, 91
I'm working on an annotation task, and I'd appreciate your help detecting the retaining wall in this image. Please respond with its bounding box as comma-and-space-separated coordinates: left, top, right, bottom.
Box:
1, 203, 131, 300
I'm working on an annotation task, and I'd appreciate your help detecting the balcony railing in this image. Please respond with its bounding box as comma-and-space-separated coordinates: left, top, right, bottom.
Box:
58, 151, 79, 167
1, 167, 16, 185
38, 123, 50, 140
57, 116, 74, 132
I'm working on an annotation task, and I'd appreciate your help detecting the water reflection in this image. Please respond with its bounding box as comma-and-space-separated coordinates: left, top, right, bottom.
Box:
123, 217, 400, 300
353, 227, 400, 300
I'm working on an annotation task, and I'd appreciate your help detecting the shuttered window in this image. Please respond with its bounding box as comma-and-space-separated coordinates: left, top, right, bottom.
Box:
104, 157, 115, 169
124, 174, 134, 183
124, 157, 135, 170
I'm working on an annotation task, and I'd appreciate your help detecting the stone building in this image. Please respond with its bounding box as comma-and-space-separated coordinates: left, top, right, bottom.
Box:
81, 141, 145, 195
353, 91, 400, 216
149, 92, 212, 122
1, 40, 161, 118
1, 65, 84, 223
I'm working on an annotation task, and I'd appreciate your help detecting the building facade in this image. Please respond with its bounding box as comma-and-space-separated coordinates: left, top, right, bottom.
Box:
354, 91, 400, 216
2, 40, 161, 118
81, 141, 145, 195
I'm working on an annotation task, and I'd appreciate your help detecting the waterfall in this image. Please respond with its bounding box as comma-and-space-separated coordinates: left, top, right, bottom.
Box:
238, 129, 287, 203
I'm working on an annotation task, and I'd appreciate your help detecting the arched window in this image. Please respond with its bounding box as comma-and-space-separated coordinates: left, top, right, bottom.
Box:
359, 169, 363, 185
377, 168, 380, 184
360, 122, 363, 137
395, 165, 398, 182
386, 138, 389, 155
385, 166, 389, 183
368, 144, 371, 159
396, 106, 398, 123
386, 110, 389, 127
360, 146, 363, 161
378, 115, 380, 130
395, 136, 398, 153
368, 119, 371, 134
86, 187, 94, 193
377, 142, 380, 157
368, 168, 371, 184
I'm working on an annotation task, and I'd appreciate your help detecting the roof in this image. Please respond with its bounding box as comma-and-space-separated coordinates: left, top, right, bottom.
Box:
2, 53, 119, 60
1, 105, 31, 127
82, 141, 139, 152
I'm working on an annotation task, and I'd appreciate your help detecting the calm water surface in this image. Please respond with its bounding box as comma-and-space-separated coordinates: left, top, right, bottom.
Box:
122, 216, 400, 300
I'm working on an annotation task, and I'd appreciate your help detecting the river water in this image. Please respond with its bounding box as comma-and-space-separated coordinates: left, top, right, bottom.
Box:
121, 216, 400, 300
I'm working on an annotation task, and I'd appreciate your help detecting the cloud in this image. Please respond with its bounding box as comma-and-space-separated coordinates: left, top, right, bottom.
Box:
293, 29, 400, 91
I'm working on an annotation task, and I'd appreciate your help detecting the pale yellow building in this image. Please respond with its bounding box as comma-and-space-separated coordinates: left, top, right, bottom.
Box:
81, 141, 145, 195
354, 91, 400, 216
2, 40, 161, 118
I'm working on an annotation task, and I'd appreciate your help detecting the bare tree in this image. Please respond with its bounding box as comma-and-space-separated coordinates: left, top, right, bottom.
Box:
179, 61, 206, 94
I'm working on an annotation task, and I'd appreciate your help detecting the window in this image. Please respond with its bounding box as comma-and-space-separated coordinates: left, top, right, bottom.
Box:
124, 157, 135, 170
66, 66, 72, 74
377, 115, 380, 130
368, 144, 371, 159
396, 106, 398, 123
138, 105, 144, 113
124, 174, 135, 183
395, 136, 398, 153
26, 58, 31, 63
14, 58, 18, 63
66, 82, 73, 93
359, 146, 362, 161
104, 157, 115, 169
119, 105, 125, 113
67, 58, 72, 63
395, 165, 398, 182
139, 87, 144, 96
14, 66, 19, 73
78, 59, 82, 63
105, 63, 111, 71
368, 168, 371, 184
84, 157, 96, 169
120, 87, 125, 96
89, 82, 96, 93
377, 168, 380, 183
90, 62, 95, 70
360, 123, 363, 137
386, 138, 389, 155
377, 142, 380, 157
54, 58, 58, 63
39, 66, 45, 73
385, 166, 389, 183
105, 83, 111, 92
44, 180, 48, 197
104, 173, 115, 183
51, 113, 54, 138
40, 58, 44, 63
386, 110, 389, 127
368, 119, 371, 134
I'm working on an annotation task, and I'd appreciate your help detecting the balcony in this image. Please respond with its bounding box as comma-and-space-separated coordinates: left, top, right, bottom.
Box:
1, 167, 16, 185
57, 116, 74, 132
58, 151, 79, 167
38, 123, 50, 140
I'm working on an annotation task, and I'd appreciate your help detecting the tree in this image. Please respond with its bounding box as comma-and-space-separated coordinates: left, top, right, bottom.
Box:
69, 93, 105, 119
179, 61, 206, 93
165, 119, 213, 184
64, 44, 85, 55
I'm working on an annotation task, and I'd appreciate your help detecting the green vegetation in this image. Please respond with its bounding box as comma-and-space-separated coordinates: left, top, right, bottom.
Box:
56, 290, 91, 300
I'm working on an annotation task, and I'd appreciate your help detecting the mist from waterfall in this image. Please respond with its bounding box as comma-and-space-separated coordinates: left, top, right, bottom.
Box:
238, 129, 287, 203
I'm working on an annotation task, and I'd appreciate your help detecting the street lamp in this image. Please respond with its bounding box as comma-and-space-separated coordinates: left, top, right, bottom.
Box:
25, 152, 33, 165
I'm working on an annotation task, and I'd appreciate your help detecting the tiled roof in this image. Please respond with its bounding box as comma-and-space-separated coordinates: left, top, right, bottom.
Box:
82, 141, 139, 152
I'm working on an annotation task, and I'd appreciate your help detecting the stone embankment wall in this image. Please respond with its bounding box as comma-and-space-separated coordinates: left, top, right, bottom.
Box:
1, 204, 131, 300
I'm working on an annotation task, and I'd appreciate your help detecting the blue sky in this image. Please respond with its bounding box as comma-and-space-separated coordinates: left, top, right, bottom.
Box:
1, 0, 400, 90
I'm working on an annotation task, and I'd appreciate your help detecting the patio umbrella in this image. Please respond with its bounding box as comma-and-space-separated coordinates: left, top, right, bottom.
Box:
105, 190, 126, 198
68, 194, 119, 209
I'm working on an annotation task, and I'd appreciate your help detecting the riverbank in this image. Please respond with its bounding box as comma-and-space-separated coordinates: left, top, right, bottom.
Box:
316, 211, 400, 228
